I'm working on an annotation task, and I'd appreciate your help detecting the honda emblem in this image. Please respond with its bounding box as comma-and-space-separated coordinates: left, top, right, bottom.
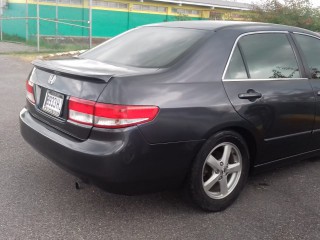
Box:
48, 74, 56, 85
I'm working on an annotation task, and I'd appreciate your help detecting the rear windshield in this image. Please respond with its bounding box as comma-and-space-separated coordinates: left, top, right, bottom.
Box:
80, 27, 208, 68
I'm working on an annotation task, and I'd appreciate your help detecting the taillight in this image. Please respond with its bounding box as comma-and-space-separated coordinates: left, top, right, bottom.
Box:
94, 103, 159, 128
26, 79, 35, 104
68, 97, 95, 125
68, 97, 159, 128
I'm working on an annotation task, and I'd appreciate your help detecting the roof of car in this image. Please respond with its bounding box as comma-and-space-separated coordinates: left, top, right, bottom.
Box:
146, 21, 318, 36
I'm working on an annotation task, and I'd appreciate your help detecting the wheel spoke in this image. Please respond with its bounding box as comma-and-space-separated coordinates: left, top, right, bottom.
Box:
226, 162, 241, 174
219, 177, 228, 195
206, 155, 222, 170
203, 173, 220, 192
221, 144, 232, 166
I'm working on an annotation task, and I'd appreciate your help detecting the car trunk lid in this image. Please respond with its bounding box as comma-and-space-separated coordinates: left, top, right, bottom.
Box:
28, 58, 157, 140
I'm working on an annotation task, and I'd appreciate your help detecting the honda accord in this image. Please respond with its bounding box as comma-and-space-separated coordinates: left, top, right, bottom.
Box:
20, 21, 320, 211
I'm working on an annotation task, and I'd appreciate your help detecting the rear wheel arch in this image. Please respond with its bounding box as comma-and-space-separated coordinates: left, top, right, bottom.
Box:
181, 125, 258, 191
224, 127, 257, 171
200, 125, 258, 173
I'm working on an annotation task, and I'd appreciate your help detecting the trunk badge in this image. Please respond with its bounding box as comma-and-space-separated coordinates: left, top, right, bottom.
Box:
48, 74, 56, 85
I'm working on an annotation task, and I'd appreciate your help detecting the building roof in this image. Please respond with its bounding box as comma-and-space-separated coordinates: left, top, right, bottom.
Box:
152, 0, 252, 10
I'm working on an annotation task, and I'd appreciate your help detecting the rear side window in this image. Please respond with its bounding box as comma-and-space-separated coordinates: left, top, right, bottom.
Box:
294, 34, 320, 79
80, 27, 208, 68
228, 33, 300, 79
225, 46, 248, 79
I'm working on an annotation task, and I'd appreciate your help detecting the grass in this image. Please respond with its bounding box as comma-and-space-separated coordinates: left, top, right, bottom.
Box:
7, 49, 88, 62
0, 33, 26, 43
1, 33, 89, 51
7, 52, 59, 62
1, 33, 89, 61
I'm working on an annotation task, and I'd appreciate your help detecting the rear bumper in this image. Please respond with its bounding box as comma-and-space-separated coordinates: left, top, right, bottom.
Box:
20, 108, 203, 194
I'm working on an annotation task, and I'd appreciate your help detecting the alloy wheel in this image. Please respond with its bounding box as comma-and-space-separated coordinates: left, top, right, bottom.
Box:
202, 142, 242, 199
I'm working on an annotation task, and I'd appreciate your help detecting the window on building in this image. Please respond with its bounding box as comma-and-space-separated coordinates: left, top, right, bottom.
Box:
172, 8, 200, 16
70, 0, 82, 4
210, 12, 223, 20
92, 0, 128, 9
238, 33, 300, 79
132, 4, 167, 13
39, 0, 83, 3
40, 0, 57, 3
294, 34, 320, 79
56, 0, 83, 4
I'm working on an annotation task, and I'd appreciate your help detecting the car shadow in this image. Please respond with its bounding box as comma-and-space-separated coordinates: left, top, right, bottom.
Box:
72, 156, 319, 215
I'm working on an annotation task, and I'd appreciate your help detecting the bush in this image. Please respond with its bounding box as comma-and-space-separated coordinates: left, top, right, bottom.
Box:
251, 0, 320, 31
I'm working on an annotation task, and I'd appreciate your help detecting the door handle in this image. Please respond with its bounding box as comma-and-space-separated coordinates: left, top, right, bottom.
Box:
317, 91, 320, 96
238, 91, 262, 100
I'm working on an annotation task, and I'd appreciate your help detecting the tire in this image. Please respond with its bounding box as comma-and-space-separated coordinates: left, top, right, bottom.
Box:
186, 130, 250, 212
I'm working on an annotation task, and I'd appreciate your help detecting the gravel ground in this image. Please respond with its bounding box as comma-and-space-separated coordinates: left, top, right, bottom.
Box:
0, 41, 37, 53
0, 54, 319, 240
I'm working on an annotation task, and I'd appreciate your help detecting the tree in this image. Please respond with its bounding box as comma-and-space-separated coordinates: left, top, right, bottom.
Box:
251, 0, 320, 31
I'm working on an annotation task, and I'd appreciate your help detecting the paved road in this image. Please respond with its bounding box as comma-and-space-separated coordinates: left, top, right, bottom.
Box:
0, 55, 319, 240
0, 41, 37, 53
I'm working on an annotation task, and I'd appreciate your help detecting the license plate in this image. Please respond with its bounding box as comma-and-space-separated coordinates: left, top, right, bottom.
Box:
42, 90, 64, 117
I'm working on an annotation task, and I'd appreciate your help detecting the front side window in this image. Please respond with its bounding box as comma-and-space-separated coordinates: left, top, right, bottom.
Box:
238, 33, 300, 79
294, 34, 320, 79
81, 27, 208, 68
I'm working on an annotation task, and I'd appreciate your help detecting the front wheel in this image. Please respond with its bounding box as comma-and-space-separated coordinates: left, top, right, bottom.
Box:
186, 131, 250, 212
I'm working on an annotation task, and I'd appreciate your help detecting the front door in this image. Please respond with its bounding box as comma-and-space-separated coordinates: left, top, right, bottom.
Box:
223, 32, 315, 164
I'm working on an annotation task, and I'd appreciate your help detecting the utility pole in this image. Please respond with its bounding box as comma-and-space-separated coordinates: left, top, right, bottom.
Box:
37, 0, 40, 51
89, 0, 92, 48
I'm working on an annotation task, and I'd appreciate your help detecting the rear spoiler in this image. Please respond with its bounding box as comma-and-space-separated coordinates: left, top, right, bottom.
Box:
32, 59, 113, 83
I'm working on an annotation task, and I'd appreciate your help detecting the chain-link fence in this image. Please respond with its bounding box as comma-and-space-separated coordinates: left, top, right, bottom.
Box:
0, 0, 93, 51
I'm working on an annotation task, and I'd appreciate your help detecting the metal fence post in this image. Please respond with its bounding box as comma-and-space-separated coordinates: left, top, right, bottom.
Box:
55, 0, 58, 43
0, 0, 3, 41
26, 0, 29, 41
89, 0, 92, 48
37, 0, 40, 51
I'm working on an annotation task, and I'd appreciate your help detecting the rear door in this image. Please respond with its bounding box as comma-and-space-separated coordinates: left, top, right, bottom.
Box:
223, 32, 315, 164
293, 33, 320, 150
